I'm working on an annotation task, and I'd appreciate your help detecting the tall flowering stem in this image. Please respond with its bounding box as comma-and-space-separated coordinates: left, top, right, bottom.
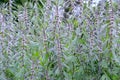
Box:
6, 0, 14, 68
55, 0, 62, 76
42, 0, 51, 79
43, 28, 50, 80
21, 5, 29, 79
109, 0, 114, 53
0, 13, 5, 73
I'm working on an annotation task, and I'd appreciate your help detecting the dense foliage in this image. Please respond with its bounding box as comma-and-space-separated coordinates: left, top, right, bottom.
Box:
0, 0, 120, 80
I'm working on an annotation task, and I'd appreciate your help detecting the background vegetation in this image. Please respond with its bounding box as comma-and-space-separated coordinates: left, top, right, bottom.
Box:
0, 0, 120, 80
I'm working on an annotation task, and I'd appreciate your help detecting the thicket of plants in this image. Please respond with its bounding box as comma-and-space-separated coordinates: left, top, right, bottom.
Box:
0, 0, 120, 80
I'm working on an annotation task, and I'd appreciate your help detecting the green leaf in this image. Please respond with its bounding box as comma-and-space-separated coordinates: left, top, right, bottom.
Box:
4, 68, 15, 80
